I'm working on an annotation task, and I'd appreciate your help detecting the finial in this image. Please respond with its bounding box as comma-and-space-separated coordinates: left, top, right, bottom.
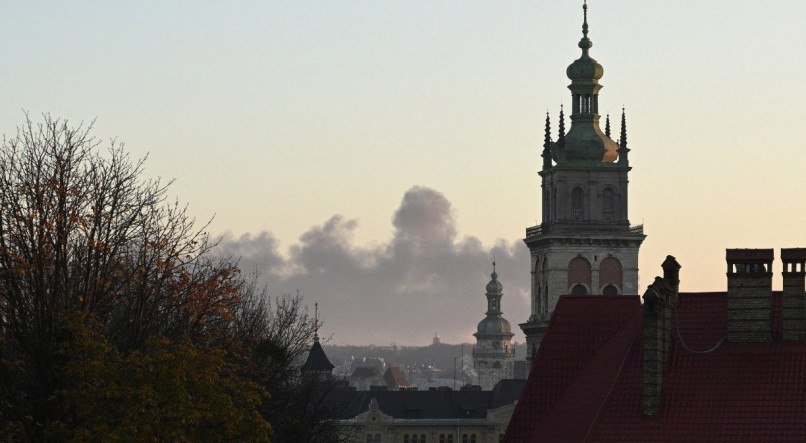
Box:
314, 302, 320, 342
542, 111, 553, 170
558, 105, 566, 144
583, 0, 589, 38
618, 107, 630, 164
605, 113, 611, 137
620, 108, 627, 150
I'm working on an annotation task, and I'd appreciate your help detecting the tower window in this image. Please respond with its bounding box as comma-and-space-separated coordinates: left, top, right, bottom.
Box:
603, 284, 619, 295
602, 188, 615, 221
599, 257, 623, 292
571, 187, 584, 220
571, 284, 588, 295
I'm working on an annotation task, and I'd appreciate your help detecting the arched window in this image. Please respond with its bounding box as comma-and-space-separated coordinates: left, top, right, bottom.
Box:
602, 187, 615, 221
404, 435, 410, 443
571, 187, 584, 219
571, 284, 588, 295
568, 257, 592, 294
603, 284, 619, 295
420, 435, 426, 443
599, 257, 623, 294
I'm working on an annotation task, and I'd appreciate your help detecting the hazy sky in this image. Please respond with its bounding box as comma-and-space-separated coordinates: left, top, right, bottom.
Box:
2, 1, 805, 345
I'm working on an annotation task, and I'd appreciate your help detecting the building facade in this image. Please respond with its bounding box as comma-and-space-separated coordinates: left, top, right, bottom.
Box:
519, 2, 645, 363
332, 380, 524, 443
472, 267, 515, 390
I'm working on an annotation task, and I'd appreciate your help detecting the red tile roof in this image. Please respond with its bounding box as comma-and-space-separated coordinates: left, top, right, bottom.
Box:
506, 292, 806, 442
383, 366, 410, 389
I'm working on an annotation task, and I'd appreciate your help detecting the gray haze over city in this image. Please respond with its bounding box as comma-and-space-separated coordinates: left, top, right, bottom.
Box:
219, 186, 530, 346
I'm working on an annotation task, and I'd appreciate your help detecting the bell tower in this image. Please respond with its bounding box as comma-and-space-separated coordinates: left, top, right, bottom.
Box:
520, 1, 646, 364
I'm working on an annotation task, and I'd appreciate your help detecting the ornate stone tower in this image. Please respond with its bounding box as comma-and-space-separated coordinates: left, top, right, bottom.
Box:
473, 264, 515, 390
520, 2, 645, 364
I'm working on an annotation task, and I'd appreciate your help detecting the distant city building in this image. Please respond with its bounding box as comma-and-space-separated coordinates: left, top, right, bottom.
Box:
518, 0, 645, 366
432, 333, 441, 346
331, 379, 524, 443
472, 265, 515, 390
382, 367, 411, 391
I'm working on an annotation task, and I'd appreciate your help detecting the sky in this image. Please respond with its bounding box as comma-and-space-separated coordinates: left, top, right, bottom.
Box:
2, 1, 806, 345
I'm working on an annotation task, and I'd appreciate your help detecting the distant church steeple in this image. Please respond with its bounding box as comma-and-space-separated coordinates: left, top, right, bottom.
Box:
473, 261, 515, 390
520, 1, 645, 365
301, 302, 335, 377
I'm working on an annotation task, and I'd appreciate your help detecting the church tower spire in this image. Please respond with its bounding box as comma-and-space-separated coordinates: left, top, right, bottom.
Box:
473, 262, 515, 390
542, 111, 553, 171
520, 2, 645, 366
555, 0, 619, 165
618, 108, 630, 165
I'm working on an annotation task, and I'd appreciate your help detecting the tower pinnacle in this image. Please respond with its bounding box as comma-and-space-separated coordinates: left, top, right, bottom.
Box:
314, 302, 320, 343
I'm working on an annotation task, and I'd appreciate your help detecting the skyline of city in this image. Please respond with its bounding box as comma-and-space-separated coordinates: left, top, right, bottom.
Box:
2, 1, 805, 345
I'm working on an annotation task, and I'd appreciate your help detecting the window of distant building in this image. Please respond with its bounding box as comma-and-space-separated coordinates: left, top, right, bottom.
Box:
602, 187, 615, 221
571, 186, 584, 219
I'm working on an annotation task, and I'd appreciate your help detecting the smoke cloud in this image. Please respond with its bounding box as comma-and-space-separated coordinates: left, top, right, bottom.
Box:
218, 186, 530, 346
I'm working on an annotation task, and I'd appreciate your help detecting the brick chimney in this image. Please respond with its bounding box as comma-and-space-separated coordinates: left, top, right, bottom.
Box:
726, 249, 773, 343
642, 256, 680, 416
781, 248, 806, 341
661, 255, 681, 300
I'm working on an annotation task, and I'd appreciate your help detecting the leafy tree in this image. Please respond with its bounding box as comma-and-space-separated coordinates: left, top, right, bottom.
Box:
232, 285, 346, 442
49, 313, 269, 441
0, 114, 344, 441
0, 115, 269, 440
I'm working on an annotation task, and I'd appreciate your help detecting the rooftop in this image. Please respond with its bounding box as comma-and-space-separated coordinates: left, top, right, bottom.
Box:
506, 292, 806, 441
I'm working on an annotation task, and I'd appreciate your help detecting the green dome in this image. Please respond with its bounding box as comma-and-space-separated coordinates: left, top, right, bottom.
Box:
562, 124, 619, 164
567, 48, 603, 83
476, 315, 512, 336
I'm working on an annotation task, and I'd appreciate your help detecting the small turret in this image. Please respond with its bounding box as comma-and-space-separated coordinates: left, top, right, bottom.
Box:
473, 261, 515, 390
301, 303, 335, 377
542, 112, 553, 171
618, 108, 630, 165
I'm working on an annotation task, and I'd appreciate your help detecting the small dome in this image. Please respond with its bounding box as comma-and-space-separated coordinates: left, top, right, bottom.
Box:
486, 272, 503, 294
567, 50, 603, 83
476, 315, 512, 335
